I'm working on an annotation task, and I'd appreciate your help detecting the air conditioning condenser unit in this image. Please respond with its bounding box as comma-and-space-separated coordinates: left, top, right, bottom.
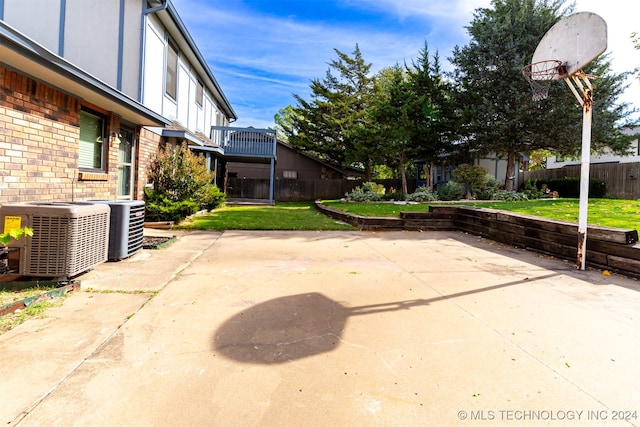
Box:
91, 200, 145, 260
0, 202, 110, 279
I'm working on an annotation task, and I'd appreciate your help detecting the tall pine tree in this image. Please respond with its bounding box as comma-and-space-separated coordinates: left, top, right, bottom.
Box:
284, 45, 381, 180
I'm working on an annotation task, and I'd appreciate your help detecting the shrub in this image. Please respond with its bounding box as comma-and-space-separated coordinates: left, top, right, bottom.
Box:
474, 175, 500, 200
346, 182, 386, 202
148, 143, 215, 202
382, 189, 405, 201
453, 164, 488, 199
347, 190, 383, 202
437, 181, 464, 201
533, 178, 607, 198
144, 188, 200, 222
200, 185, 226, 211
361, 181, 386, 194
493, 190, 528, 201
522, 179, 544, 199
145, 142, 225, 222
406, 186, 438, 202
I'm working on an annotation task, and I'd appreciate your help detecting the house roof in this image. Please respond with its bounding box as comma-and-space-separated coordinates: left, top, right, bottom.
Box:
0, 20, 169, 127
277, 140, 364, 178
147, 121, 224, 154
158, 1, 237, 121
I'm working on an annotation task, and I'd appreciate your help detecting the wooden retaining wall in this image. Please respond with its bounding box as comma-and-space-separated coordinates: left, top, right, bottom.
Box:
314, 202, 640, 278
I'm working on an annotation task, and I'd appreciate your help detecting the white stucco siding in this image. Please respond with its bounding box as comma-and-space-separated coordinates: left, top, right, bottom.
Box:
64, 0, 119, 86
120, 0, 142, 98
177, 64, 190, 125
203, 96, 213, 135
188, 75, 197, 131
547, 139, 640, 169
476, 157, 507, 182
4, 0, 61, 53
142, 20, 165, 114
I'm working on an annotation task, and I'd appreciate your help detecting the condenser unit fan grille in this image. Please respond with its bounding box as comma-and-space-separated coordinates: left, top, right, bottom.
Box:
126, 202, 145, 257
27, 211, 110, 277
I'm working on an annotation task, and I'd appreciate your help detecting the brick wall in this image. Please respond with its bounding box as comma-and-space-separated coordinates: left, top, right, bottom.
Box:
0, 67, 81, 203
136, 127, 163, 200
0, 66, 162, 203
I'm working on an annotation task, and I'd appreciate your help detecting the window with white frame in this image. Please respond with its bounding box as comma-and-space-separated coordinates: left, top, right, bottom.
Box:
283, 170, 298, 179
166, 39, 178, 99
196, 80, 203, 107
78, 109, 105, 171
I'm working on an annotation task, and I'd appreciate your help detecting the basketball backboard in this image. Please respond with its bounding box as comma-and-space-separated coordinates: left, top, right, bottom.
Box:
531, 12, 607, 80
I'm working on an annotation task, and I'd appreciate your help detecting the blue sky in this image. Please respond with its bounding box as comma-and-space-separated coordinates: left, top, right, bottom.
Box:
172, 0, 639, 129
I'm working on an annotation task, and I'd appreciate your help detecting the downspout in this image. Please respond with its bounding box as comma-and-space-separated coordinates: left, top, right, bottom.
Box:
138, 0, 168, 102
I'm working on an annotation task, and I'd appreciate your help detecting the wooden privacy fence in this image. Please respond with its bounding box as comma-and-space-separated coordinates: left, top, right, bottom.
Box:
520, 162, 640, 199
226, 178, 417, 201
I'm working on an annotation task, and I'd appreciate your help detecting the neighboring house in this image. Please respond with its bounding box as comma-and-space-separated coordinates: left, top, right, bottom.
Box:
473, 152, 529, 189
0, 0, 238, 204
546, 128, 640, 169
227, 139, 364, 181
416, 152, 529, 189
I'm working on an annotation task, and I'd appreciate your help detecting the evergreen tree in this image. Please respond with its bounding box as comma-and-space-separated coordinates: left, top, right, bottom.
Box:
406, 44, 460, 189
450, 0, 637, 190
372, 65, 413, 193
283, 45, 381, 180
274, 105, 298, 142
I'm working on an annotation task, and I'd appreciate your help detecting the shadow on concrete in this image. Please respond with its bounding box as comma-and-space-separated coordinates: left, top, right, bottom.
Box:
213, 273, 558, 364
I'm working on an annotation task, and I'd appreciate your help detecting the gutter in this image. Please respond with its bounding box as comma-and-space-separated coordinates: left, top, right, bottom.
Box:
0, 21, 169, 126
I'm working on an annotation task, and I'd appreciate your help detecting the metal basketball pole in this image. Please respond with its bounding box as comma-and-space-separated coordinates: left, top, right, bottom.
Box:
564, 72, 594, 270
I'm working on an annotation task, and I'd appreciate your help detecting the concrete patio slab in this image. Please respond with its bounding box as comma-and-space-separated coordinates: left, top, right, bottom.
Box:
2, 230, 639, 426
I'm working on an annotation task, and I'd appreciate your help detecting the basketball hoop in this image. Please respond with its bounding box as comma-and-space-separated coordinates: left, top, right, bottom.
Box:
521, 60, 565, 101
525, 12, 607, 270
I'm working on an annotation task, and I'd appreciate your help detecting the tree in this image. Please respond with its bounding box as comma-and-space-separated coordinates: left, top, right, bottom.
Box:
452, 164, 488, 199
632, 32, 640, 82
372, 65, 414, 193
450, 0, 637, 191
144, 143, 224, 222
405, 44, 460, 189
274, 105, 298, 142
283, 45, 381, 180
371, 44, 459, 193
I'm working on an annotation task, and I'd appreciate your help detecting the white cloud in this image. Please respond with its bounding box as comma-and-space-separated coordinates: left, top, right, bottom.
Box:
343, 0, 488, 21
573, 0, 639, 115
173, 0, 638, 126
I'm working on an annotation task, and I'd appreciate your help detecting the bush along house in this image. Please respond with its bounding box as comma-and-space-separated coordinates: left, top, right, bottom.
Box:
0, 0, 240, 204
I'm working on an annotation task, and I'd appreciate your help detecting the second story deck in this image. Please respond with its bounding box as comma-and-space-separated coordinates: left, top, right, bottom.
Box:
211, 126, 277, 163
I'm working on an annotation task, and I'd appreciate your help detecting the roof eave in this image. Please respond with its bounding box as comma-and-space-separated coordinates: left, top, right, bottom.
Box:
0, 21, 170, 127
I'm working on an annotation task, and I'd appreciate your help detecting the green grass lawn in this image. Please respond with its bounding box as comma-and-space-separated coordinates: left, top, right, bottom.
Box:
176, 202, 355, 231
174, 199, 640, 231
322, 198, 640, 231
0, 284, 64, 334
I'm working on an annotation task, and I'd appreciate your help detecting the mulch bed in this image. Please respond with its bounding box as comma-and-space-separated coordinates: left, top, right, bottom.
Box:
142, 235, 177, 249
